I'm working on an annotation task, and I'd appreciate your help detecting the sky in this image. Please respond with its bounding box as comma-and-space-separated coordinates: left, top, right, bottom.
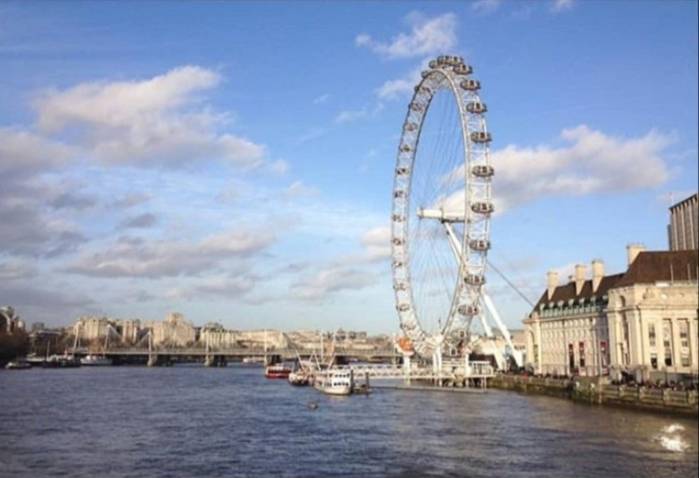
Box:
1, 0, 697, 333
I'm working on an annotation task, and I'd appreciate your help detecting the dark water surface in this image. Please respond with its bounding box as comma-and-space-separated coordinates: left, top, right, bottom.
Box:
1, 365, 697, 477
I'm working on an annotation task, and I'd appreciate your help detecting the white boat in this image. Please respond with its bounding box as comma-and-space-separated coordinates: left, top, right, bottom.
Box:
5, 359, 32, 370
313, 368, 353, 396
80, 354, 112, 366
242, 356, 264, 365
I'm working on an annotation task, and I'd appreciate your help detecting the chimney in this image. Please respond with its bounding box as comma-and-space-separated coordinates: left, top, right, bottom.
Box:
626, 243, 646, 267
546, 270, 558, 301
574, 264, 586, 295
591, 259, 604, 293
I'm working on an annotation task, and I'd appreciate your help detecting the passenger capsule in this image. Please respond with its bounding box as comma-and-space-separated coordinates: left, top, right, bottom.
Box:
437, 55, 448, 65
404, 122, 418, 132
453, 64, 473, 75
392, 260, 404, 268
421, 70, 430, 78
396, 167, 410, 176
410, 102, 424, 112
428, 60, 438, 69
394, 190, 406, 198
471, 202, 494, 214
466, 102, 487, 114
460, 79, 481, 91
392, 238, 404, 246
471, 165, 494, 178
393, 282, 408, 291
458, 304, 480, 316
469, 239, 491, 251
397, 303, 410, 312
464, 274, 486, 286
400, 144, 412, 153
471, 131, 492, 143
392, 214, 405, 222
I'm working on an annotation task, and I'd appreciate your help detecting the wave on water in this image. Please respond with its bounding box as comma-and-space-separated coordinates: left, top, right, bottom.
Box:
656, 423, 689, 453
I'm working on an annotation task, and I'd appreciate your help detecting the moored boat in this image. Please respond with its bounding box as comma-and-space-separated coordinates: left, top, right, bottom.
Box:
265, 363, 291, 379
288, 369, 310, 386
5, 359, 32, 370
43, 354, 81, 368
313, 368, 353, 396
80, 354, 112, 366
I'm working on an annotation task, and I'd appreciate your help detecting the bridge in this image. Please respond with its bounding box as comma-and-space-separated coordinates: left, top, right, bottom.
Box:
72, 346, 400, 366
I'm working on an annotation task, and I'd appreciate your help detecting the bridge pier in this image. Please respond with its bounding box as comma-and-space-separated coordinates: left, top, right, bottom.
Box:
204, 355, 227, 367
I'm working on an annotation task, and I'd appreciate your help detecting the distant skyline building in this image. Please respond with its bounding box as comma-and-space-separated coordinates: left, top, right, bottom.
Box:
668, 193, 698, 251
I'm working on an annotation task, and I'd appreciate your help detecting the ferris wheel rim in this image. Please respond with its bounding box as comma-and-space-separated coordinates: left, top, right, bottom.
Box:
391, 55, 493, 357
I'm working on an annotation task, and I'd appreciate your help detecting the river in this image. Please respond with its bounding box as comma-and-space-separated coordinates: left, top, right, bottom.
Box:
1, 365, 697, 477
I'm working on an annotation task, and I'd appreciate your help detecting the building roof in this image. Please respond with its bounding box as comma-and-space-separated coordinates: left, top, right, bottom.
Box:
614, 249, 698, 288
669, 192, 698, 211
534, 273, 623, 310
532, 250, 698, 312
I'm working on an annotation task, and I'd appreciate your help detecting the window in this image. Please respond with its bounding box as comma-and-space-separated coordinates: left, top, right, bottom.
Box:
650, 353, 658, 370
648, 323, 656, 348
579, 342, 585, 368
679, 319, 690, 368
663, 319, 673, 367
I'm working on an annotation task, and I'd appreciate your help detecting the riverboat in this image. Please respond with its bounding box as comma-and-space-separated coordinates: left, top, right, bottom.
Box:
80, 354, 113, 366
288, 369, 310, 386
43, 354, 81, 368
5, 359, 32, 370
313, 368, 353, 396
242, 356, 264, 365
265, 363, 291, 379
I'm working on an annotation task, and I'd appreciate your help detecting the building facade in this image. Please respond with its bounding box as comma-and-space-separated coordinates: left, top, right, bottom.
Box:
524, 261, 616, 376
607, 249, 698, 382
668, 193, 698, 251
0, 306, 25, 334
525, 246, 699, 381
151, 313, 196, 347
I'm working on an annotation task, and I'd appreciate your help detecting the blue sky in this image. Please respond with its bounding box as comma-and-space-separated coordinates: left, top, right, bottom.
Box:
1, 0, 697, 332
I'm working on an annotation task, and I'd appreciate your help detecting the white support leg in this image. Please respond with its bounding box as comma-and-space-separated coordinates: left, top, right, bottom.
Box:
483, 291, 523, 368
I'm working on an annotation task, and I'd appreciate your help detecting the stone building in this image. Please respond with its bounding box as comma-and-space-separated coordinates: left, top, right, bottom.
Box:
0, 306, 25, 334
74, 316, 111, 341
668, 193, 698, 251
525, 246, 698, 381
199, 322, 239, 348
151, 313, 196, 347
73, 316, 142, 345
607, 247, 698, 382
524, 260, 618, 376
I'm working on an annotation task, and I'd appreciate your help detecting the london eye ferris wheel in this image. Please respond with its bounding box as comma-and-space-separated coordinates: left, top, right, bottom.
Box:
391, 55, 520, 368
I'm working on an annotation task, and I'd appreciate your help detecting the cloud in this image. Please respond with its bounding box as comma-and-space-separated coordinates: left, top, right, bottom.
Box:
50, 191, 97, 210
551, 0, 574, 12
290, 264, 378, 301
110, 193, 151, 209
0, 261, 38, 281
119, 212, 158, 229
437, 125, 673, 215
356, 12, 457, 60
266, 159, 289, 175
361, 226, 392, 262
313, 94, 330, 105
194, 276, 256, 298
64, 228, 276, 278
472, 0, 502, 14
0, 127, 72, 180
0, 282, 96, 324
33, 66, 266, 169
376, 63, 425, 100
284, 180, 319, 199
335, 108, 368, 124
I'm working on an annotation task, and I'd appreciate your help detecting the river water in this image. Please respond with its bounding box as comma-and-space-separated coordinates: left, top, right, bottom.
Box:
1, 365, 697, 478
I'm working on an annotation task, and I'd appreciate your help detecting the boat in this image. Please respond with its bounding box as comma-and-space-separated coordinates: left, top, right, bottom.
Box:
5, 359, 32, 370
25, 354, 47, 366
43, 354, 81, 368
288, 369, 310, 386
313, 368, 353, 396
265, 362, 292, 379
242, 356, 264, 365
80, 354, 113, 366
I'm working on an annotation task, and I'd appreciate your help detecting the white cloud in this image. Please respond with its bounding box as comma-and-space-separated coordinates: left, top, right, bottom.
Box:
284, 180, 319, 199
313, 93, 330, 105
551, 0, 574, 12
335, 108, 368, 124
0, 127, 72, 179
472, 0, 502, 14
64, 228, 276, 278
361, 226, 392, 262
266, 159, 289, 175
439, 125, 673, 215
376, 63, 424, 100
33, 66, 266, 168
356, 12, 457, 60
291, 264, 378, 301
